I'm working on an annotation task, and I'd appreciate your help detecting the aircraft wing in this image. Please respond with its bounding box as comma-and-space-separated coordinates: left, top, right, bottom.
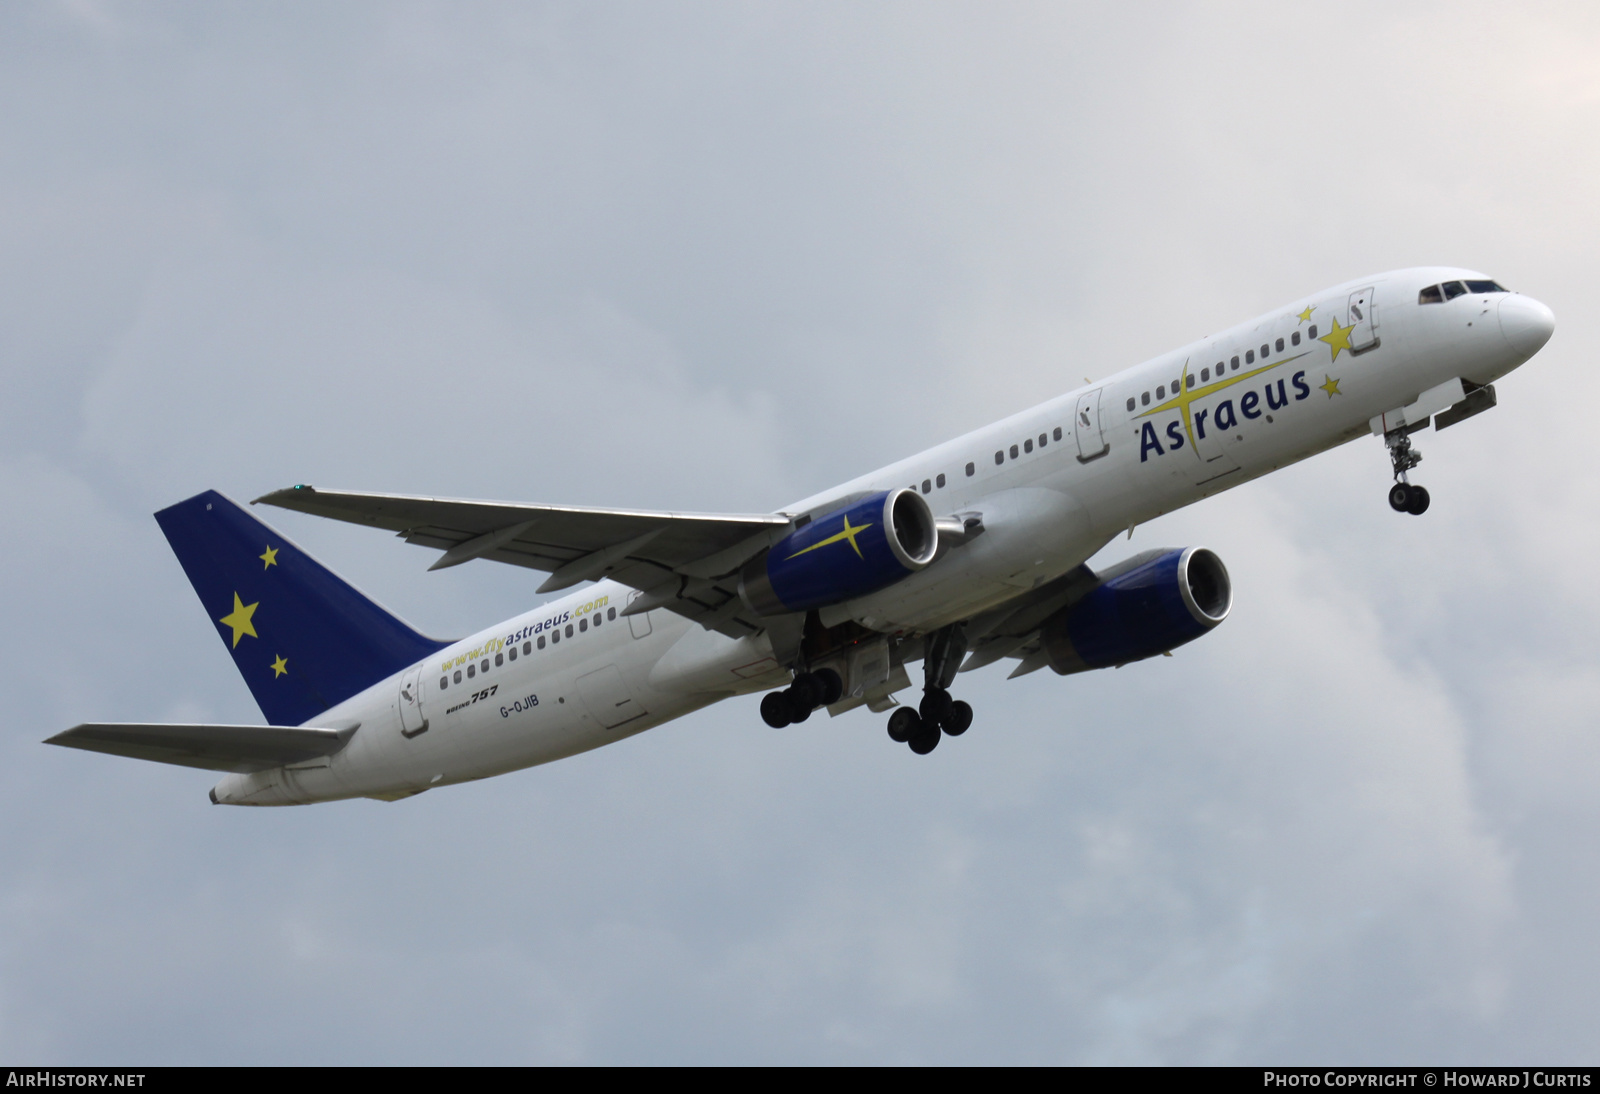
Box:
254, 485, 795, 637
46, 723, 355, 773
960, 564, 1100, 678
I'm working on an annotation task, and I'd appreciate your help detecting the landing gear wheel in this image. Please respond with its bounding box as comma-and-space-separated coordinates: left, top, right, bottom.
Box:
1405, 485, 1431, 515
813, 668, 843, 707
908, 725, 941, 754
919, 688, 953, 725
943, 700, 973, 737
760, 692, 792, 728
789, 700, 812, 724
789, 673, 822, 713
1389, 483, 1411, 512
887, 707, 921, 744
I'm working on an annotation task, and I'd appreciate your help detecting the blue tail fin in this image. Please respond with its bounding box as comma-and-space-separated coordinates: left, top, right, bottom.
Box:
155, 490, 449, 726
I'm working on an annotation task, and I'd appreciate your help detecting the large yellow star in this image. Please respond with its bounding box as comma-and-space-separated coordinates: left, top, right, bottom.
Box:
218, 592, 259, 648
786, 515, 872, 560
260, 545, 279, 569
1320, 375, 1342, 398
1297, 305, 1315, 324
271, 654, 288, 677
1319, 317, 1356, 361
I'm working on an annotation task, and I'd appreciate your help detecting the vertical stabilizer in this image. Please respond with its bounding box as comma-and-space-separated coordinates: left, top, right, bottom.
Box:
155, 490, 448, 726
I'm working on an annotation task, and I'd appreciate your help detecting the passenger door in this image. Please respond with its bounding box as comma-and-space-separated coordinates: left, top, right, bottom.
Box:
1347, 287, 1380, 354
398, 665, 429, 737
1074, 389, 1109, 462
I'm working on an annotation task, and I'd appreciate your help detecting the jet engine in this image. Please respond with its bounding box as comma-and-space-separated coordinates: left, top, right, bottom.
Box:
740, 489, 939, 615
1040, 547, 1232, 674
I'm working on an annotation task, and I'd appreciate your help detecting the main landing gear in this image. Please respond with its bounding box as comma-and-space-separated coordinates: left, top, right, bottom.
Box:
886, 624, 974, 756
760, 667, 843, 727
1384, 429, 1431, 516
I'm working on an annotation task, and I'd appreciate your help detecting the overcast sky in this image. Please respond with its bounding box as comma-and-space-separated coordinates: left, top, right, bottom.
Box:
3, 0, 1599, 1064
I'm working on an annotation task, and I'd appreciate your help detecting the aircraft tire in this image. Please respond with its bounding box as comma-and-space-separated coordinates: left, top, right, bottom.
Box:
908, 726, 941, 755
814, 668, 844, 707
919, 688, 953, 725
760, 692, 793, 728
887, 707, 920, 743
1388, 483, 1411, 512
1406, 485, 1431, 515
789, 674, 822, 712
944, 700, 973, 737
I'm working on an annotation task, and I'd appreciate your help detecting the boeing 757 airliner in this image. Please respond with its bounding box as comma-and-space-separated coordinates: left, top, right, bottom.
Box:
49, 268, 1555, 805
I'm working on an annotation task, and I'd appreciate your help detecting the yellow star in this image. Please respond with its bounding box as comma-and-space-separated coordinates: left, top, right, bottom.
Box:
271, 655, 288, 677
786, 515, 872, 560
1297, 305, 1315, 324
1320, 375, 1342, 398
260, 545, 279, 569
1319, 317, 1356, 361
218, 592, 259, 649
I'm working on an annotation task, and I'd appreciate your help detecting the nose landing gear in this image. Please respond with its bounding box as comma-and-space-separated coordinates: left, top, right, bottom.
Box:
884, 625, 974, 755
1384, 429, 1430, 516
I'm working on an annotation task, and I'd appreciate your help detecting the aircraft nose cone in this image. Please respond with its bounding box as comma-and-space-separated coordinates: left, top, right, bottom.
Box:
1499, 294, 1555, 356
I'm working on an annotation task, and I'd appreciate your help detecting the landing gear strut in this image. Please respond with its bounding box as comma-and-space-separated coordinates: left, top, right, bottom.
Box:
884, 624, 974, 755
760, 667, 843, 728
1384, 430, 1430, 516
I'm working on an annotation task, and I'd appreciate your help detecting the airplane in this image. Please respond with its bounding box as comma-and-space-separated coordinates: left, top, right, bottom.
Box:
47, 268, 1555, 805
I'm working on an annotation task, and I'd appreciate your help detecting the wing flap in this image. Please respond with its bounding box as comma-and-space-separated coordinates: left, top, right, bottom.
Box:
46, 723, 353, 774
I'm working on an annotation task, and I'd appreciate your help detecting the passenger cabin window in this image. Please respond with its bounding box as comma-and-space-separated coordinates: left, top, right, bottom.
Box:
467, 664, 476, 678
1126, 397, 1136, 412
1157, 384, 1166, 399
965, 462, 975, 476
921, 479, 931, 494
495, 652, 503, 667
1141, 392, 1150, 406
565, 623, 574, 638
1291, 331, 1300, 345
608, 608, 616, 620
1230, 355, 1240, 370
440, 676, 449, 689
1442, 281, 1468, 300
524, 641, 532, 655
1260, 343, 1269, 358
937, 473, 946, 487
1009, 444, 1019, 459
994, 451, 1004, 465
1309, 324, 1318, 338
1275, 338, 1284, 352
1245, 350, 1255, 364
1200, 367, 1210, 381
1038, 433, 1047, 448
538, 636, 546, 649
1053, 427, 1062, 441
454, 669, 463, 684
1023, 438, 1033, 453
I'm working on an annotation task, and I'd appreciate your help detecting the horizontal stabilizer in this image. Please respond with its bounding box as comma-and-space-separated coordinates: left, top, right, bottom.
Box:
45, 722, 354, 774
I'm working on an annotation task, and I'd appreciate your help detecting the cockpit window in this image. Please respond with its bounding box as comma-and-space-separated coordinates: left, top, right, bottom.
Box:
1464, 279, 1507, 294
1442, 281, 1468, 300
1418, 284, 1443, 305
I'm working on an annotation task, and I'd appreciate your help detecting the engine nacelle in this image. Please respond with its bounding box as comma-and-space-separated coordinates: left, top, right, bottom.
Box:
740, 489, 939, 616
1041, 547, 1232, 674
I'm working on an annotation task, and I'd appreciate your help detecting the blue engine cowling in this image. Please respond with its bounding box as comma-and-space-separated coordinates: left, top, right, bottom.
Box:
740, 489, 939, 615
1041, 547, 1232, 674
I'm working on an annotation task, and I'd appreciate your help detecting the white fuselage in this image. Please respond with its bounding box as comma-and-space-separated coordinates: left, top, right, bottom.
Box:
213, 267, 1553, 805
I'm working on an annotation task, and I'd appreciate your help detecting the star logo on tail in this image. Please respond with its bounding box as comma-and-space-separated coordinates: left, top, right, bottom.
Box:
218, 593, 259, 648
